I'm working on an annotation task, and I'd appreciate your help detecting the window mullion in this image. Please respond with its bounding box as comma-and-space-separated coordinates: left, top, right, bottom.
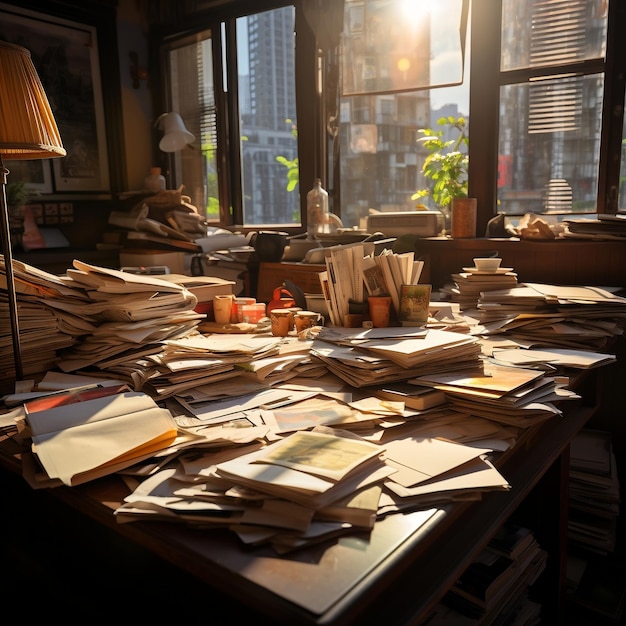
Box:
598, 0, 626, 214
221, 19, 244, 226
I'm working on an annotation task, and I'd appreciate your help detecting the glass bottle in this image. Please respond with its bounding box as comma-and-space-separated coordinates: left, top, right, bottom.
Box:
306, 178, 330, 240
144, 166, 166, 192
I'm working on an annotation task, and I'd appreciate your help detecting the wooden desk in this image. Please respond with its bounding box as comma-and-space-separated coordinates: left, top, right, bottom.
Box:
0, 391, 596, 625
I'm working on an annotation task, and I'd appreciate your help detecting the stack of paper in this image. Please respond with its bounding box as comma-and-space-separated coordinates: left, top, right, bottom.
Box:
320, 245, 424, 326
114, 417, 511, 552
312, 326, 482, 386
21, 389, 180, 487
475, 283, 626, 352
444, 267, 518, 310
46, 260, 206, 374
411, 360, 577, 428
0, 257, 93, 379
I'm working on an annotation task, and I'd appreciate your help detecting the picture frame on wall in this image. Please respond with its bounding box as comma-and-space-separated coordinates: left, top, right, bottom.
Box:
4, 159, 53, 195
0, 3, 110, 193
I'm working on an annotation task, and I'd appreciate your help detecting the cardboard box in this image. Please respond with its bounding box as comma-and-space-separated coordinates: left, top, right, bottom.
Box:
367, 211, 441, 237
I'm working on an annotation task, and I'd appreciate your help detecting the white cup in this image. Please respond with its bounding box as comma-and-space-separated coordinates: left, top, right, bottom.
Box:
473, 257, 502, 272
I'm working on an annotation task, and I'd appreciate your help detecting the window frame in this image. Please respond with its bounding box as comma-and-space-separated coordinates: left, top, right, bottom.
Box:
155, 0, 626, 236
469, 0, 626, 231
158, 3, 318, 236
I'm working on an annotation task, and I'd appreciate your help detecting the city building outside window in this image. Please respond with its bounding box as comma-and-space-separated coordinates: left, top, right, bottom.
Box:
160, 0, 624, 233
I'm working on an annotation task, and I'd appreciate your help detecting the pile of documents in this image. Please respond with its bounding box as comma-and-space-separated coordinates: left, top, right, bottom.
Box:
48, 260, 205, 373
311, 326, 482, 387
319, 243, 424, 326
1, 256, 91, 379
411, 360, 578, 428
474, 283, 626, 352
113, 409, 512, 552
444, 265, 518, 310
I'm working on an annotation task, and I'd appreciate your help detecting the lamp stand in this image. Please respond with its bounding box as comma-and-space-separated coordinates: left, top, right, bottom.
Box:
0, 155, 23, 382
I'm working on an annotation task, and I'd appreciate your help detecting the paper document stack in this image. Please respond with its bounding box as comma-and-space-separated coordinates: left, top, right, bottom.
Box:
21, 389, 180, 487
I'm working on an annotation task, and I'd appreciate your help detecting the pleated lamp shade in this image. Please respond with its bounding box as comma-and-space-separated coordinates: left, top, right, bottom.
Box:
0, 40, 66, 159
157, 112, 195, 152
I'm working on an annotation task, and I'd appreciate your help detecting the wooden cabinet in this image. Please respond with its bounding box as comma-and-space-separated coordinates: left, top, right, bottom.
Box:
417, 238, 626, 290
256, 261, 325, 303
255, 239, 626, 304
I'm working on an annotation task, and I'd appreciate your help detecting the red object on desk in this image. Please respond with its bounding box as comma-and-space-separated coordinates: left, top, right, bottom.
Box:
267, 286, 296, 315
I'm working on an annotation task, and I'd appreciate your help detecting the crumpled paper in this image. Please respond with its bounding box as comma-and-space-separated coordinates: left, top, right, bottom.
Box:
485, 212, 565, 240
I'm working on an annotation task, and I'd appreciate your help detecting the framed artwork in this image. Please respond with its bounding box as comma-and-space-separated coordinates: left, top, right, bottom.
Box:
0, 3, 110, 193
4, 159, 53, 195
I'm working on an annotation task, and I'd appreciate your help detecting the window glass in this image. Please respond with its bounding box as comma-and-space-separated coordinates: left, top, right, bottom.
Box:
498, 74, 603, 215
497, 0, 608, 216
237, 7, 300, 226
166, 32, 219, 220
338, 0, 469, 229
501, 0, 606, 72
165, 33, 219, 221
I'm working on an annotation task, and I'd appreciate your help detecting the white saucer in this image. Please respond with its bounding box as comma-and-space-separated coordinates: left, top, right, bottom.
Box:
463, 267, 514, 275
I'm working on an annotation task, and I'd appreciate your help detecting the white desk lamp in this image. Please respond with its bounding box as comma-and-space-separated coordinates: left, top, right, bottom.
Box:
156, 112, 195, 152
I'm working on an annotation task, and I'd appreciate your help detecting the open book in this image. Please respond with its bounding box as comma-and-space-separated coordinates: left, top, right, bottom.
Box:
25, 391, 178, 487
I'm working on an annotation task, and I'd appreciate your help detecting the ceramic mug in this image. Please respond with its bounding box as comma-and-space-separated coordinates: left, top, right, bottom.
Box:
270, 309, 293, 337
213, 294, 234, 324
294, 310, 323, 332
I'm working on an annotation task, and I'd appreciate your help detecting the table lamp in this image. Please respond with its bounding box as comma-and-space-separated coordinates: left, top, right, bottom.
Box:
156, 112, 195, 152
0, 40, 66, 382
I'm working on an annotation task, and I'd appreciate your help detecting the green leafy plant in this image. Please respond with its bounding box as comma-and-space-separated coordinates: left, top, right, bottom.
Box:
6, 181, 30, 207
276, 119, 299, 192
412, 116, 469, 210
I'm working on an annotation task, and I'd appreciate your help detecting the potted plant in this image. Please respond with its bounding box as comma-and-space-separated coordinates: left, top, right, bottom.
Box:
6, 181, 31, 249
412, 116, 473, 236
6, 180, 30, 208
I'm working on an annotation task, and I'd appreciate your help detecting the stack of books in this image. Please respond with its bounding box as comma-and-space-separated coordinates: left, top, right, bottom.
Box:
439, 523, 547, 624
442, 264, 518, 310
568, 428, 621, 555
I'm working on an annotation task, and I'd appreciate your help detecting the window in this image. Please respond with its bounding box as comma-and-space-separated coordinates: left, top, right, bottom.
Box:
162, 6, 299, 230
337, 0, 469, 228
162, 31, 220, 221
496, 0, 608, 217
238, 8, 299, 226
158, 0, 625, 234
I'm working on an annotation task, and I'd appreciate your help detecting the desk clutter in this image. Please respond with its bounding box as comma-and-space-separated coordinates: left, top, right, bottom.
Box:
0, 252, 625, 621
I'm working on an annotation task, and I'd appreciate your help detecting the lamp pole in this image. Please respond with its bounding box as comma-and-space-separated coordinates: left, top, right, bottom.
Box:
0, 155, 23, 380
